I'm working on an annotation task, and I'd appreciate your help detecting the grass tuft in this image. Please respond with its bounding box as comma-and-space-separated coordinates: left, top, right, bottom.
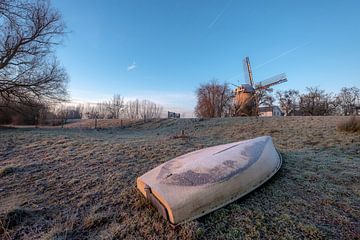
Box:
0, 208, 32, 231
83, 212, 111, 229
337, 116, 360, 133
0, 166, 18, 177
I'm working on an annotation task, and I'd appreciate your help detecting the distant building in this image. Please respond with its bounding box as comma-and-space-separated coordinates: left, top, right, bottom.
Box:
259, 106, 283, 117
168, 111, 180, 118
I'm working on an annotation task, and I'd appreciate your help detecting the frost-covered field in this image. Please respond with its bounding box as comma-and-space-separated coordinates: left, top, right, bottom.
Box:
0, 117, 359, 239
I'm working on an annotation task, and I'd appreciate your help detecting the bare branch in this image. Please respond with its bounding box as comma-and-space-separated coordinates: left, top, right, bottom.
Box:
0, 0, 68, 108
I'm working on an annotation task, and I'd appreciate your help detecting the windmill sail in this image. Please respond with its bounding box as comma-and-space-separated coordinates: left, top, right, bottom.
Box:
243, 57, 253, 87
256, 73, 287, 90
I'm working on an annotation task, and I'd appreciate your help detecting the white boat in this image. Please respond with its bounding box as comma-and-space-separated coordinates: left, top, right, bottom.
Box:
136, 136, 282, 225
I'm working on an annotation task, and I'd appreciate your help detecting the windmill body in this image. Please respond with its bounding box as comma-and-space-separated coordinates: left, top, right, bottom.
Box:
234, 84, 257, 116
233, 57, 288, 116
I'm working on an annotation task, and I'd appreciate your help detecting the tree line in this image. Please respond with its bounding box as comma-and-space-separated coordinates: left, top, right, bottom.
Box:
76, 96, 163, 121
276, 86, 359, 116
0, 94, 163, 125
195, 80, 360, 118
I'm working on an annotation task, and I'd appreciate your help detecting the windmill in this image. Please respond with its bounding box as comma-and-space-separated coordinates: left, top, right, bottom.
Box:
233, 56, 288, 116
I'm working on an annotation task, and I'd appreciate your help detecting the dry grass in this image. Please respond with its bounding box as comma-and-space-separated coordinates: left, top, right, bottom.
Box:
337, 116, 360, 133
63, 119, 140, 129
0, 116, 359, 239
0, 166, 18, 177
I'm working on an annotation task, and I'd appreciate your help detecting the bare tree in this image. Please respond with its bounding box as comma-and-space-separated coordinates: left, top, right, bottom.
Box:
126, 99, 140, 119
258, 89, 275, 107
52, 104, 82, 126
0, 99, 48, 125
105, 94, 125, 119
337, 87, 360, 115
138, 100, 163, 120
276, 89, 300, 116
299, 87, 337, 116
77, 95, 124, 121
0, 0, 68, 108
126, 99, 163, 120
97, 102, 108, 119
195, 80, 232, 118
84, 104, 100, 128
54, 104, 70, 128
71, 105, 82, 119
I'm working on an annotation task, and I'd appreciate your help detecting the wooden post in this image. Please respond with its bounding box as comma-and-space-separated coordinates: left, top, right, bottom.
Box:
35, 115, 38, 128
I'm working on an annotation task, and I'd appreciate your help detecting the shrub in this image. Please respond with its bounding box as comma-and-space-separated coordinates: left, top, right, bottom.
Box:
337, 116, 360, 133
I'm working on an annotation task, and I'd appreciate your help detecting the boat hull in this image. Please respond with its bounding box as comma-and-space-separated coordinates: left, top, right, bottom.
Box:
137, 136, 282, 224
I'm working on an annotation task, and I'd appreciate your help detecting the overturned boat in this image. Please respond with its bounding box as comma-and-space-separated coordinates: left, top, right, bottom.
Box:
137, 136, 282, 225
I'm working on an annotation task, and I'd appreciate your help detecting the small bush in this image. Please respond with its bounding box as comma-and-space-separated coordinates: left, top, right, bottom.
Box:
337, 116, 360, 133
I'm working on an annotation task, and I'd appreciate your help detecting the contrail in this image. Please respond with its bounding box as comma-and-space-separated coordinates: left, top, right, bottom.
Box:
207, 0, 233, 29
226, 42, 310, 83
253, 42, 311, 70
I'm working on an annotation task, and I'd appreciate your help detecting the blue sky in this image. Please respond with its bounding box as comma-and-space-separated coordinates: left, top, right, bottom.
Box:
54, 0, 360, 114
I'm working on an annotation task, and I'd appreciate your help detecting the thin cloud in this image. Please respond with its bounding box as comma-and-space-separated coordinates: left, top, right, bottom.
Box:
253, 42, 311, 70
208, 0, 233, 29
127, 62, 137, 71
